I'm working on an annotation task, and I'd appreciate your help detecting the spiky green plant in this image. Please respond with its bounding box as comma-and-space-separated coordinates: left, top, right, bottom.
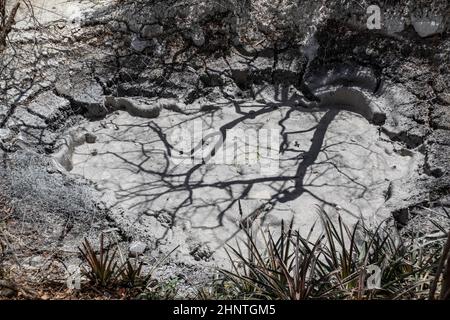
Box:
222, 219, 326, 300
79, 234, 120, 288
317, 212, 440, 299
118, 259, 151, 289
221, 208, 443, 300
139, 278, 179, 300
429, 230, 450, 300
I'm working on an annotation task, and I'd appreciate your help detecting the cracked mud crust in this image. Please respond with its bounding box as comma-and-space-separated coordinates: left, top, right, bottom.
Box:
0, 0, 449, 297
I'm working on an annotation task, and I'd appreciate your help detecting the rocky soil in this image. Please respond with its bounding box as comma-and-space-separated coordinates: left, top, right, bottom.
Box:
0, 0, 449, 297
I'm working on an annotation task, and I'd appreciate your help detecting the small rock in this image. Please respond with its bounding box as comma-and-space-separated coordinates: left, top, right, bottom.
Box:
411, 14, 444, 37
189, 243, 213, 262
0, 128, 12, 141
141, 24, 164, 39
0, 280, 18, 298
40, 293, 50, 300
129, 241, 147, 257
191, 27, 205, 47
85, 133, 97, 144
31, 255, 44, 265
131, 36, 151, 52
108, 20, 127, 32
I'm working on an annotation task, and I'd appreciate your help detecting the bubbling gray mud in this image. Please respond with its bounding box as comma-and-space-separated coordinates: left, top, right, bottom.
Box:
53, 69, 423, 265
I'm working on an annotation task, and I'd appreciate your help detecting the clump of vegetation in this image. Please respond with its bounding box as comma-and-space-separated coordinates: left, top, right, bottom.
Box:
222, 220, 325, 299
214, 209, 449, 300
78, 234, 120, 288
78, 235, 178, 298
117, 259, 151, 289
139, 278, 179, 300
429, 230, 450, 300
